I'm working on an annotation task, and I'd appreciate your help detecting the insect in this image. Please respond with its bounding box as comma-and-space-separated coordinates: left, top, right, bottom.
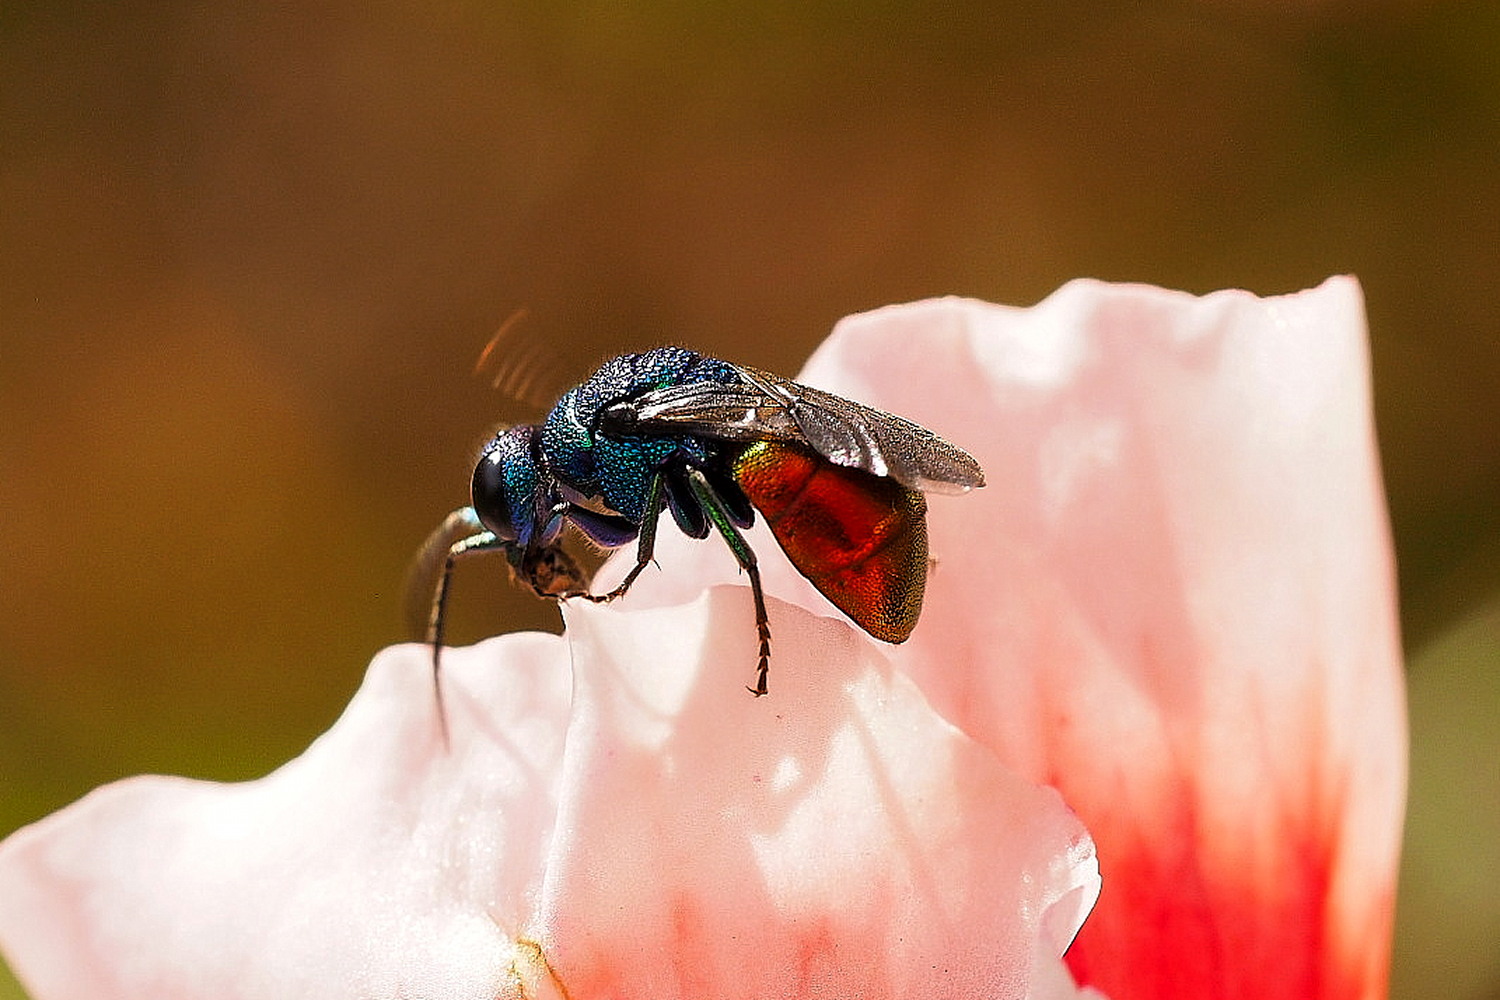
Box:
414, 346, 984, 722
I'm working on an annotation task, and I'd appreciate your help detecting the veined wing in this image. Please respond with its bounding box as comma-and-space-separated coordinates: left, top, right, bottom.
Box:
600, 365, 985, 494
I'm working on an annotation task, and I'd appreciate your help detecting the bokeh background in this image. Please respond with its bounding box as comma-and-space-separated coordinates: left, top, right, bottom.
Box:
2, 2, 1497, 997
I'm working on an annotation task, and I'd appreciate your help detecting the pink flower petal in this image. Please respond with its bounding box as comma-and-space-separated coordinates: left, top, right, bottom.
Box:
0, 592, 1100, 999
545, 588, 1097, 999
633, 278, 1405, 1000
0, 634, 573, 998
2, 278, 1401, 999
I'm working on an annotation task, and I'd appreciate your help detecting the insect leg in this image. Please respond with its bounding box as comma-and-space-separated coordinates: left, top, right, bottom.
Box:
423, 507, 509, 746
683, 467, 772, 696
577, 471, 666, 604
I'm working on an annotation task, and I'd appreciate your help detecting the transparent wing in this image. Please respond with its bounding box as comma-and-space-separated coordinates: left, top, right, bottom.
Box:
600, 364, 985, 493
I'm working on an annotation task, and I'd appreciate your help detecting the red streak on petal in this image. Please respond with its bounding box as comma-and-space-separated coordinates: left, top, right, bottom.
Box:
1063, 799, 1393, 1000
557, 892, 911, 999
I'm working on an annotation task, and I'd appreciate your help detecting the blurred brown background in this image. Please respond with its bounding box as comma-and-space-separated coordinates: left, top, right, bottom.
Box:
2, 2, 1497, 997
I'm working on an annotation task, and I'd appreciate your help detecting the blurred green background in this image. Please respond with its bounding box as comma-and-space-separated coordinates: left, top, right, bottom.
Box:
2, 2, 1497, 997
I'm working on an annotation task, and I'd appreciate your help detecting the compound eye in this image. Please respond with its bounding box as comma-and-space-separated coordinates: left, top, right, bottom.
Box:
470, 448, 517, 541
471, 425, 544, 544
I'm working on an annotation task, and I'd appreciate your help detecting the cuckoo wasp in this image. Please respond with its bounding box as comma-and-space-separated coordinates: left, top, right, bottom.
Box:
414, 346, 984, 720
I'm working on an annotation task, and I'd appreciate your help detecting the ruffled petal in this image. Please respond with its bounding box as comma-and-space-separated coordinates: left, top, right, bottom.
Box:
628, 278, 1404, 1000
807, 279, 1405, 1000
2, 279, 1400, 1000
536, 589, 1099, 1000
0, 636, 573, 999
0, 595, 1100, 1000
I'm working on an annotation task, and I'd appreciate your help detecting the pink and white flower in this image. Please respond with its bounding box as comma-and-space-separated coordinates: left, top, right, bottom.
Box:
0, 277, 1405, 1000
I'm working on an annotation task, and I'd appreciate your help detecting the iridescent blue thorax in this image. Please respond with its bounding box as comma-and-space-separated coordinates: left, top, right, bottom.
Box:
541, 347, 743, 522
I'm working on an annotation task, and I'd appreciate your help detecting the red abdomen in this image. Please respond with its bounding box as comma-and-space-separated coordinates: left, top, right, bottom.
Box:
730, 440, 928, 643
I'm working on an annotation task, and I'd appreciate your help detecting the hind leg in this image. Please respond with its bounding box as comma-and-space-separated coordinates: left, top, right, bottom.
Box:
683, 467, 772, 696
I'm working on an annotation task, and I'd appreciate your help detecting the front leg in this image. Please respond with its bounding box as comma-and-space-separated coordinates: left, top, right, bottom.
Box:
414, 506, 511, 747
